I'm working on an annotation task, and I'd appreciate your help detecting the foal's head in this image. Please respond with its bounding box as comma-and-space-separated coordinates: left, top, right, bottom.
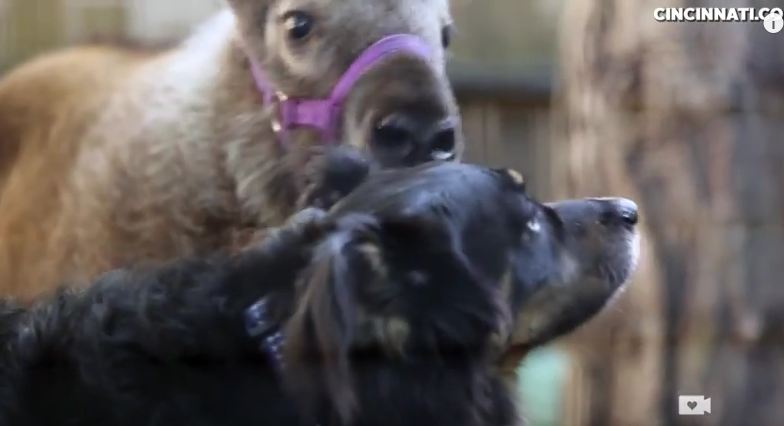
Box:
227, 0, 462, 168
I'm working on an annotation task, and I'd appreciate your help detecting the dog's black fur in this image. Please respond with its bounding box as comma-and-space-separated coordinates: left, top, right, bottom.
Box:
0, 162, 638, 426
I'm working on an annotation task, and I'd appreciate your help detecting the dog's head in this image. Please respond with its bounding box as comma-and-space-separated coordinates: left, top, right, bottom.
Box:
280, 162, 639, 421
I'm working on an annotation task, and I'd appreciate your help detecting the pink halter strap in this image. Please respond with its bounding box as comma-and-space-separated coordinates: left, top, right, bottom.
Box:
248, 34, 433, 145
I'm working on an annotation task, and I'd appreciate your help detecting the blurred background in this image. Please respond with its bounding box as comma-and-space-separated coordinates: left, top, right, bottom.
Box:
1, 1, 782, 425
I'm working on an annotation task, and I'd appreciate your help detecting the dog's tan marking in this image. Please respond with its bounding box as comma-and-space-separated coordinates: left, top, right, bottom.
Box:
504, 169, 526, 187
356, 242, 387, 277
383, 316, 411, 357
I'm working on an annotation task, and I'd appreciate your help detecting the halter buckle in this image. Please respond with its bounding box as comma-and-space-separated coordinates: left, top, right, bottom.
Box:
270, 91, 290, 135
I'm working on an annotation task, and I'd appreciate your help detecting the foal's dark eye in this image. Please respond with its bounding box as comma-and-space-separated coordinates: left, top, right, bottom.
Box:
441, 25, 453, 48
283, 11, 315, 41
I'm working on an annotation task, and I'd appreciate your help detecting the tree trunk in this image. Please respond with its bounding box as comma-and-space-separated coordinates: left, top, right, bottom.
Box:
556, 1, 784, 425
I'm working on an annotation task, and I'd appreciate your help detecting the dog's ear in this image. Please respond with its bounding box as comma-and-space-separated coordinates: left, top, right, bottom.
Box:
283, 214, 380, 423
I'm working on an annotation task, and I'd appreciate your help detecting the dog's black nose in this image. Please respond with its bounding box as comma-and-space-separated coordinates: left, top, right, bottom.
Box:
372, 114, 458, 166
598, 198, 639, 227
618, 200, 639, 225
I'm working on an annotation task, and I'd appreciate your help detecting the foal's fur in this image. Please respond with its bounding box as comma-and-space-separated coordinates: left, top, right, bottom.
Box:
0, 0, 460, 300
0, 163, 639, 426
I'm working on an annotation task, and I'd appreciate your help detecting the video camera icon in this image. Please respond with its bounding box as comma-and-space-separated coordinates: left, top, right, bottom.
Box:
679, 395, 711, 416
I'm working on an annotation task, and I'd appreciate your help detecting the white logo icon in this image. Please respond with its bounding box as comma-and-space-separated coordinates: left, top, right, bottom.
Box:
679, 395, 712, 416
764, 10, 783, 33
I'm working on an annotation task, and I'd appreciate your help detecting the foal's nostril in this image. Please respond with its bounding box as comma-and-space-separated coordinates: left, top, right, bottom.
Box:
374, 122, 411, 146
372, 115, 415, 158
429, 124, 457, 161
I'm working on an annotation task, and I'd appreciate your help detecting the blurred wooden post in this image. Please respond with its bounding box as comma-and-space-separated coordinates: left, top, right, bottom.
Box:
556, 1, 784, 425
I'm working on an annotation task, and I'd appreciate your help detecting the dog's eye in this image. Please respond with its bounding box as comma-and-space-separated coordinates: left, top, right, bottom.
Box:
441, 25, 453, 49
522, 219, 541, 240
527, 219, 541, 233
521, 217, 540, 241
283, 11, 315, 41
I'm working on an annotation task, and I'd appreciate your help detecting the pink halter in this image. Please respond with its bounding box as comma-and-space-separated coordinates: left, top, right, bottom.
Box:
249, 34, 433, 145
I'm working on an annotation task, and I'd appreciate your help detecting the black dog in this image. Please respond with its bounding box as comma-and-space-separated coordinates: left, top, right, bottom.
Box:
0, 163, 639, 426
